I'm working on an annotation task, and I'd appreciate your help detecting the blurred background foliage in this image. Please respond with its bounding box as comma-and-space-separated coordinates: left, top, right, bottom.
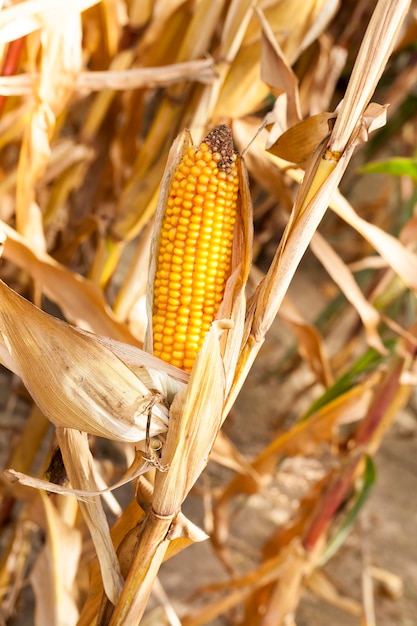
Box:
0, 1, 416, 624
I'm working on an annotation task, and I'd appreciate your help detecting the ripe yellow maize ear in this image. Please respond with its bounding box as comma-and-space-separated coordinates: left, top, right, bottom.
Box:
150, 125, 239, 372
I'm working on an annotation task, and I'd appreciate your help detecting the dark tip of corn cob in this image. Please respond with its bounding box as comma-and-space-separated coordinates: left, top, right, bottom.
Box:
203, 124, 235, 172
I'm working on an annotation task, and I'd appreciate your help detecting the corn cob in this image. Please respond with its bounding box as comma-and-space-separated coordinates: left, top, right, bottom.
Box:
152, 125, 239, 372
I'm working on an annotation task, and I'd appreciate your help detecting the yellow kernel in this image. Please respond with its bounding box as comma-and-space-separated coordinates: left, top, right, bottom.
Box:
185, 347, 199, 359
168, 296, 180, 307
186, 334, 201, 345
202, 166, 216, 177
193, 195, 204, 206
202, 150, 213, 162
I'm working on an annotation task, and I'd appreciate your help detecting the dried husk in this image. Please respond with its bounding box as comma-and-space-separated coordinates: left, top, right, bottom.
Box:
152, 321, 226, 515
0, 280, 168, 442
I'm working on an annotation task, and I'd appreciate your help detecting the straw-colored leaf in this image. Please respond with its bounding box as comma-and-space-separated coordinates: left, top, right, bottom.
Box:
328, 0, 412, 154
309, 232, 385, 354
181, 540, 312, 626
1, 220, 138, 340
331, 190, 417, 294
0, 59, 216, 96
30, 492, 81, 626
56, 428, 123, 605
0, 281, 169, 442
267, 112, 335, 164
279, 296, 334, 388
258, 8, 302, 127
213, 376, 379, 546
232, 103, 388, 405
6, 448, 151, 499
307, 569, 362, 616
0, 0, 100, 44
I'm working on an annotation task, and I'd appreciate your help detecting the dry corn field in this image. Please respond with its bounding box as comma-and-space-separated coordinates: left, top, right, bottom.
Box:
1, 0, 417, 625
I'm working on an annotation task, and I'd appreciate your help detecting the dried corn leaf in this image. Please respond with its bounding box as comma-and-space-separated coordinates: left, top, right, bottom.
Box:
0, 59, 216, 95
307, 569, 362, 616
234, 103, 388, 402
258, 8, 302, 127
213, 377, 378, 548
6, 448, 151, 499
30, 492, 81, 626
329, 0, 412, 154
0, 520, 34, 621
331, 190, 417, 294
309, 232, 385, 354
0, 281, 169, 442
267, 112, 335, 164
1, 221, 137, 340
181, 540, 312, 626
279, 296, 334, 388
56, 428, 123, 605
128, 0, 152, 29
0, 0, 100, 44
174, 0, 225, 64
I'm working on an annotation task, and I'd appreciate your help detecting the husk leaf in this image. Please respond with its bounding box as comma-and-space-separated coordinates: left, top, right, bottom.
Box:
153, 320, 226, 515
0, 281, 168, 442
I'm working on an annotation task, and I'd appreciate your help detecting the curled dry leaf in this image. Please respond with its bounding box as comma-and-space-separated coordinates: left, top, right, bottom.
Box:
267, 112, 335, 165
5, 447, 153, 499
56, 428, 124, 606
0, 281, 169, 442
279, 296, 334, 388
258, 7, 302, 127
